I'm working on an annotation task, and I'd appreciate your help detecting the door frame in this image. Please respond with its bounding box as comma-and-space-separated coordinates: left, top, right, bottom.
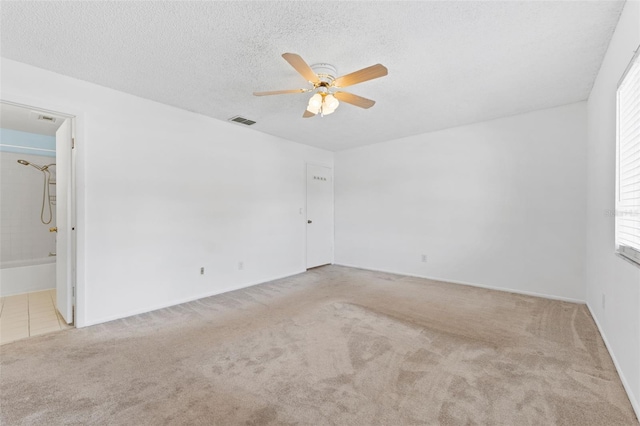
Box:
1, 94, 86, 327
304, 161, 335, 269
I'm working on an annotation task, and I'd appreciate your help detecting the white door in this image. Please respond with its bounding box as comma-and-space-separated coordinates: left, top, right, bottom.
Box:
56, 119, 73, 324
306, 164, 334, 268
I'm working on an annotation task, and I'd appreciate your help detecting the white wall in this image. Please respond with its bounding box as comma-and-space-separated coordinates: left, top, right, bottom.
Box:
335, 102, 587, 302
585, 0, 640, 417
1, 58, 333, 326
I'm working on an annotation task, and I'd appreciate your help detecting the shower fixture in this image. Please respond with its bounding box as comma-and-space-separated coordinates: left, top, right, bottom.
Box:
17, 159, 52, 172
17, 159, 56, 224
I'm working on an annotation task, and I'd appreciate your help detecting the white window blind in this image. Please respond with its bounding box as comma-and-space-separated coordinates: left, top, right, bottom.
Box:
616, 49, 640, 264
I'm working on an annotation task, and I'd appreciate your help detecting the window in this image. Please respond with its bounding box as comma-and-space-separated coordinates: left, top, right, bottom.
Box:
616, 48, 640, 265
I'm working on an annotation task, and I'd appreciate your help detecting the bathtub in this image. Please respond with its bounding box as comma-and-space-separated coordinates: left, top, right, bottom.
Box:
0, 257, 56, 297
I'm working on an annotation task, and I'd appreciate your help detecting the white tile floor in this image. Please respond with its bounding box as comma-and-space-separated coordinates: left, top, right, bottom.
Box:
0, 289, 72, 345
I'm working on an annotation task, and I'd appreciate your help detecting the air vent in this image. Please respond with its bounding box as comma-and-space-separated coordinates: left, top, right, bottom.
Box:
229, 116, 256, 126
29, 111, 58, 124
38, 115, 57, 123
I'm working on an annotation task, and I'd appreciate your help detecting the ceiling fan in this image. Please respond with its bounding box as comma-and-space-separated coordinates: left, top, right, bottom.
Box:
254, 53, 388, 118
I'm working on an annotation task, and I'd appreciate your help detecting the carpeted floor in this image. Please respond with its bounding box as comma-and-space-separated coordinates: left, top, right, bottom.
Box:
0, 265, 637, 425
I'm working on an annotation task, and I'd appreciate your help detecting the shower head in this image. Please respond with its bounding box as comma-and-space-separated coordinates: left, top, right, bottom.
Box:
17, 159, 46, 171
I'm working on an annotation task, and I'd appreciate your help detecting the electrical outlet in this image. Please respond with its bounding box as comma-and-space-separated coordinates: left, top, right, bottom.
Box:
602, 294, 606, 310
238, 261, 244, 270
421, 254, 428, 263
200, 267, 205, 275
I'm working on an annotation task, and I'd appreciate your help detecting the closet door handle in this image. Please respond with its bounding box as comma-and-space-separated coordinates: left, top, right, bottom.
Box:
307, 220, 312, 224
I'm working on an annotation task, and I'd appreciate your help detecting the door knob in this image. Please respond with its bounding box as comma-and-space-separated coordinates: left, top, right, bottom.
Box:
307, 220, 312, 224
49, 227, 57, 233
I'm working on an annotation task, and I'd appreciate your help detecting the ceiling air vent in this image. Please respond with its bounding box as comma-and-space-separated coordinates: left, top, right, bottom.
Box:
38, 115, 57, 123
229, 116, 256, 126
29, 111, 58, 123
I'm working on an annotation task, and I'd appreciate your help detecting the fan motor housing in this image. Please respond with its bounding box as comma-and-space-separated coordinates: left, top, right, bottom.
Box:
311, 63, 337, 85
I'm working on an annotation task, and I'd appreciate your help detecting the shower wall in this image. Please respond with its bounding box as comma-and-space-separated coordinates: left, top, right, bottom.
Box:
0, 129, 56, 296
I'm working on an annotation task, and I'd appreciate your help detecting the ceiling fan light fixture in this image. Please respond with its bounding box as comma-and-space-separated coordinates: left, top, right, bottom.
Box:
307, 92, 340, 116
323, 94, 339, 113
307, 93, 323, 114
254, 53, 387, 118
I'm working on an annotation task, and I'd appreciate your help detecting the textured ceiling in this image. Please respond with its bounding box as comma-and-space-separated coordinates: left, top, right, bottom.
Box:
0, 1, 624, 151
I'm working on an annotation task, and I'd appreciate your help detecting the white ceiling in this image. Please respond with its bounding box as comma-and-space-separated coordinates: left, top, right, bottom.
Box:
0, 1, 624, 151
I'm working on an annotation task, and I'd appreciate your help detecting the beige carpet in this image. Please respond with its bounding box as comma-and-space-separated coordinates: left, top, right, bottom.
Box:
0, 265, 637, 425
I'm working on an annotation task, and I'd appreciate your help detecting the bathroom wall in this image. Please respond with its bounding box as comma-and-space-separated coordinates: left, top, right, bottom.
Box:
0, 129, 57, 296
0, 130, 56, 266
0, 127, 56, 157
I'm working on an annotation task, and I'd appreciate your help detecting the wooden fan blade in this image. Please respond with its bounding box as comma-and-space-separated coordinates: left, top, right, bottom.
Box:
333, 64, 388, 88
334, 92, 376, 109
253, 89, 306, 96
282, 53, 319, 84
303, 109, 316, 118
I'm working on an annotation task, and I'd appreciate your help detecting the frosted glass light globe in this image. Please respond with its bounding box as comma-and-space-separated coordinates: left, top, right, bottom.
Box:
307, 93, 323, 114
324, 94, 339, 111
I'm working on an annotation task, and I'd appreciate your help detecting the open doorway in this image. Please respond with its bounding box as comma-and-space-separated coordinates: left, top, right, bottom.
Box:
0, 101, 76, 344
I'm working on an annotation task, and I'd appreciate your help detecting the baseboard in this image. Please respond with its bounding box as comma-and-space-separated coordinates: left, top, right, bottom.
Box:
586, 303, 640, 421
81, 269, 306, 327
334, 263, 585, 304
